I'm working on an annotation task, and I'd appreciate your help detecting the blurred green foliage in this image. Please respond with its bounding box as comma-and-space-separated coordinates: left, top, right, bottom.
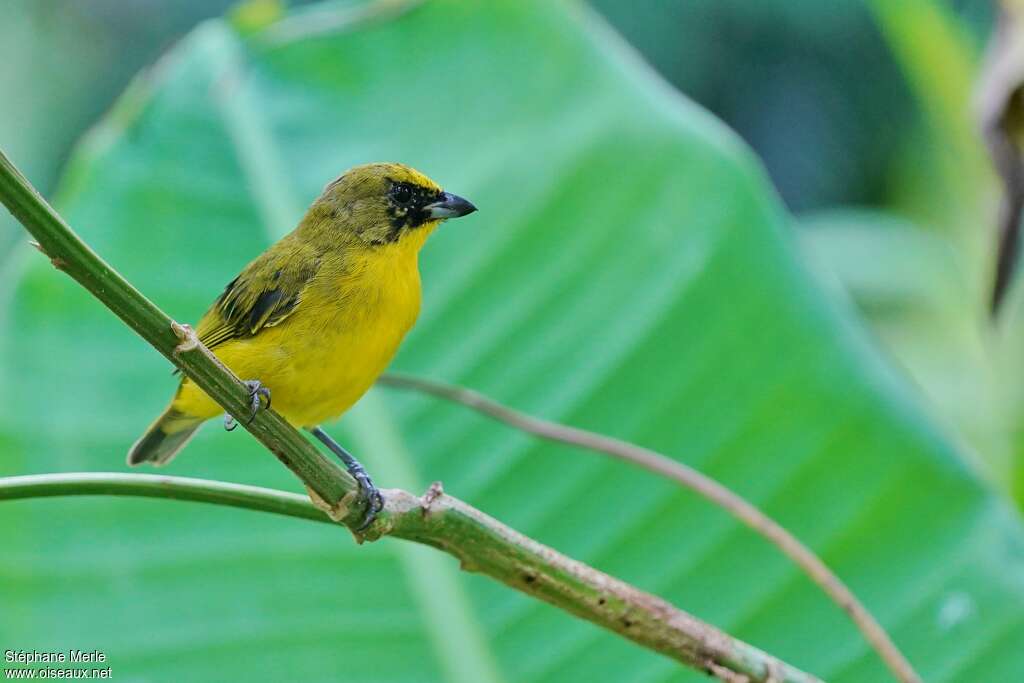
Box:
800, 0, 1024, 507
6, 0, 1024, 681
591, 0, 994, 212
3, 1, 1024, 682
0, 0, 281, 257
0, 0, 993, 226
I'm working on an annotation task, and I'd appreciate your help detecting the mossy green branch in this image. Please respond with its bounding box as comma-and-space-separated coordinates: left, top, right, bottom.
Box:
0, 149, 822, 683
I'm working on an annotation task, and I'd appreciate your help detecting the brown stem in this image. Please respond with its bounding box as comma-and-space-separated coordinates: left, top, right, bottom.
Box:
378, 372, 921, 683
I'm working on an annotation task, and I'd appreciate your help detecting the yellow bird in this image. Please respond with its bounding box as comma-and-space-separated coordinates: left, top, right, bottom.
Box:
128, 162, 476, 526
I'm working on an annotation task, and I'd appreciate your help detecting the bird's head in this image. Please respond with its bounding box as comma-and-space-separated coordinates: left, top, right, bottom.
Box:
309, 162, 476, 249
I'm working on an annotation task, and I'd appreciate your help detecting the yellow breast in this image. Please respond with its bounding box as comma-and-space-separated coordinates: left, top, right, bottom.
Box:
174, 241, 424, 428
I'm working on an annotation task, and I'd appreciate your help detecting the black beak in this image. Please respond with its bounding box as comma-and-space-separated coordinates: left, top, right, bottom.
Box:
425, 192, 477, 219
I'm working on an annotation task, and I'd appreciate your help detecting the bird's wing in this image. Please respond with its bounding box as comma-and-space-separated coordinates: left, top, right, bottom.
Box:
196, 241, 321, 350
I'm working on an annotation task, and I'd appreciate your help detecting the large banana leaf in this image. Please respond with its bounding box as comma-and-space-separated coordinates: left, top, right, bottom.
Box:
2, 1, 1023, 681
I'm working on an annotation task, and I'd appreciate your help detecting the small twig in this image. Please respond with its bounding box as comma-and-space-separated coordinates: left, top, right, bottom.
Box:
0, 472, 329, 523
378, 372, 921, 683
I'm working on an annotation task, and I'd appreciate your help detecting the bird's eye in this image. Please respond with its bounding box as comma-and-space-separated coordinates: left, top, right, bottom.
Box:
392, 184, 413, 205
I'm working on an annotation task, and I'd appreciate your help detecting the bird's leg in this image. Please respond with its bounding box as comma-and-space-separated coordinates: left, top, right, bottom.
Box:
223, 414, 238, 431
308, 426, 383, 531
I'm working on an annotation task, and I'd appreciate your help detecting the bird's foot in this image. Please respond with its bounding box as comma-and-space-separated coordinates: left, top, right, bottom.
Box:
242, 380, 272, 422
309, 426, 384, 531
346, 460, 385, 532
222, 380, 271, 431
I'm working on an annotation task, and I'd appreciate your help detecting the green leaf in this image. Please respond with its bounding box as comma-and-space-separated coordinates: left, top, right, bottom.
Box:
2, 1, 1023, 681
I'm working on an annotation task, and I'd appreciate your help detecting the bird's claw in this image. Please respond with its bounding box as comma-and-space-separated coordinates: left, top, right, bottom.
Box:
243, 380, 272, 422
223, 381, 271, 431
351, 467, 384, 532
308, 426, 382, 532
341, 455, 383, 530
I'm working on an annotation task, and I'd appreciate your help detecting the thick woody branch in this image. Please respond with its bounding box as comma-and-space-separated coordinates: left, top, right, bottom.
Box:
0, 148, 822, 682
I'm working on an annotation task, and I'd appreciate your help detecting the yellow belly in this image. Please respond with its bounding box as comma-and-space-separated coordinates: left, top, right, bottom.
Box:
173, 251, 421, 428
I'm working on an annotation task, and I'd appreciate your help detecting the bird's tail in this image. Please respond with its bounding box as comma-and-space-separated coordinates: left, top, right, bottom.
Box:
127, 405, 203, 466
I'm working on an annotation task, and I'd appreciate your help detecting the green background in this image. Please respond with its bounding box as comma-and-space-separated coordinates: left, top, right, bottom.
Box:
2, 1, 1023, 682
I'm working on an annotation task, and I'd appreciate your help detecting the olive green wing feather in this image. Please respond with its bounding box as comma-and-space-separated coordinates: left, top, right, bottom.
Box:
197, 242, 321, 350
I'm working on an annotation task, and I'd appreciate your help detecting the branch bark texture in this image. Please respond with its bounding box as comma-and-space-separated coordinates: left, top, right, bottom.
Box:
0, 148, 822, 683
